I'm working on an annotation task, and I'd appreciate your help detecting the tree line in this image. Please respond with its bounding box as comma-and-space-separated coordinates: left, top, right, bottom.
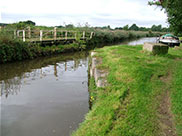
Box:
1, 20, 170, 32
115, 24, 169, 32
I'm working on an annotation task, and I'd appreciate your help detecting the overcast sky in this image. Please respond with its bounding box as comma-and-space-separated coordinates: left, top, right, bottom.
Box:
0, 0, 168, 28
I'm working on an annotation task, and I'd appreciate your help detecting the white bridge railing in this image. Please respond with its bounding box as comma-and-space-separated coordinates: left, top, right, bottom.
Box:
14, 27, 94, 42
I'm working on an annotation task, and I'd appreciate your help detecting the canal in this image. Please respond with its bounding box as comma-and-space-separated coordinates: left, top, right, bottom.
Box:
0, 37, 157, 136
0, 52, 89, 136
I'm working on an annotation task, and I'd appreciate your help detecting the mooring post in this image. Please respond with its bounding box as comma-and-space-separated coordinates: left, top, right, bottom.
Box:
23, 30, 26, 42
83, 31, 85, 39
28, 26, 31, 39
40, 30, 43, 41
54, 27, 57, 40
65, 31, 67, 40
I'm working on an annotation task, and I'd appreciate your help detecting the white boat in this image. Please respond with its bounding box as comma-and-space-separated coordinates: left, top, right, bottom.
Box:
158, 34, 180, 47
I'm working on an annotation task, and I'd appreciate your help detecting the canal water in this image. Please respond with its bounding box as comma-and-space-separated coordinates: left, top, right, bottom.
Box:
0, 37, 157, 136
0, 52, 89, 136
127, 37, 157, 46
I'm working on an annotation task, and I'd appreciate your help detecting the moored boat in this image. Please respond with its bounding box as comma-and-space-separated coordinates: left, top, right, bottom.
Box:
158, 33, 180, 47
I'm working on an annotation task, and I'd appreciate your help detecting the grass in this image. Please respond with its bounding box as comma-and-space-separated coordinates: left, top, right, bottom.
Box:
73, 45, 182, 136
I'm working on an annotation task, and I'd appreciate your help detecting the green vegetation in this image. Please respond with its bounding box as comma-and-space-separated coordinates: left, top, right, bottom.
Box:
0, 25, 163, 63
116, 24, 169, 32
2, 20, 170, 32
73, 45, 182, 136
86, 29, 162, 49
149, 0, 182, 36
0, 32, 86, 63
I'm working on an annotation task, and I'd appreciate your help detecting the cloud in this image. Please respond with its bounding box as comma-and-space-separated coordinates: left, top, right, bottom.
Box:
0, 0, 168, 27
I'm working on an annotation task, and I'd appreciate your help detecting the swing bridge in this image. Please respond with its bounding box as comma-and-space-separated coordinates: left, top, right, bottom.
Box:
11, 27, 94, 43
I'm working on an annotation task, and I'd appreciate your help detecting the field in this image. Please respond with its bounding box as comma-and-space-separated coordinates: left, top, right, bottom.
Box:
73, 45, 182, 136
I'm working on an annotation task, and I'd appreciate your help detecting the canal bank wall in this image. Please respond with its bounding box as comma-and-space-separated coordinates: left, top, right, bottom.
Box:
89, 51, 108, 88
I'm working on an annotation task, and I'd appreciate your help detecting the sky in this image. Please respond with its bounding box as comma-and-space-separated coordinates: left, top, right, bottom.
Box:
0, 0, 168, 28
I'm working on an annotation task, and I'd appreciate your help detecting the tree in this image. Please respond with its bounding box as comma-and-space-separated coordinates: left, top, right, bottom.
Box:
65, 24, 74, 28
129, 24, 139, 31
123, 25, 129, 30
115, 27, 123, 30
151, 25, 162, 31
23, 20, 36, 26
149, 0, 182, 35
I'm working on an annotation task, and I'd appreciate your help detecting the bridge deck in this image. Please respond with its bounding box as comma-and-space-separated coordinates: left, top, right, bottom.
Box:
27, 37, 77, 42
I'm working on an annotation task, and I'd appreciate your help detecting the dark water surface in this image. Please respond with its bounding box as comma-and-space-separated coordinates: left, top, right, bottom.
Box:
0, 52, 89, 136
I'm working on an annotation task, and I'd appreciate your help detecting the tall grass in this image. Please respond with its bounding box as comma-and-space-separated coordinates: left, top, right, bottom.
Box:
86, 29, 161, 49
0, 31, 86, 63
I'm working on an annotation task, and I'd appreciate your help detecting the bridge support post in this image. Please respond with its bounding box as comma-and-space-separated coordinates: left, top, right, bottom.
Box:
23, 30, 26, 42
17, 30, 20, 37
75, 32, 77, 40
90, 32, 94, 39
28, 26, 31, 39
40, 30, 43, 41
65, 31, 67, 40
14, 30, 16, 39
83, 31, 85, 39
54, 27, 57, 40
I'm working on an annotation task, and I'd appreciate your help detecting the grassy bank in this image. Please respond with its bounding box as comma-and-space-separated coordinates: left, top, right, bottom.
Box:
73, 45, 182, 136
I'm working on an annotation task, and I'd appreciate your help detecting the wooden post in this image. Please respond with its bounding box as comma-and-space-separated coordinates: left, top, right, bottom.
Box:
65, 31, 67, 40
28, 26, 31, 39
40, 30, 43, 41
65, 61, 67, 71
54, 27, 57, 40
83, 31, 85, 39
14, 30, 16, 39
75, 32, 77, 39
23, 30, 26, 42
90, 32, 93, 39
17, 30, 20, 37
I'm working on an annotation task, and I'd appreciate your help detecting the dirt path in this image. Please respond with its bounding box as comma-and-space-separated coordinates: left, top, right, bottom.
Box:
158, 73, 177, 136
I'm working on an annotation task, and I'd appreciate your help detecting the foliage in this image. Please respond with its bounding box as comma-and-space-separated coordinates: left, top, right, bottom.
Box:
0, 23, 8, 27
86, 29, 162, 49
0, 32, 86, 63
0, 28, 163, 63
123, 25, 129, 30
19, 20, 36, 26
65, 24, 74, 28
129, 24, 139, 31
151, 24, 161, 31
115, 24, 169, 32
149, 0, 182, 35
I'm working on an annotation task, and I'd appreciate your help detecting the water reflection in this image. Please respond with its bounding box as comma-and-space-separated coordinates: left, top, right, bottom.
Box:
0, 52, 88, 98
127, 37, 158, 46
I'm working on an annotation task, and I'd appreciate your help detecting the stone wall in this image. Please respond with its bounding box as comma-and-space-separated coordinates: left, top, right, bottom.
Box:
90, 52, 108, 88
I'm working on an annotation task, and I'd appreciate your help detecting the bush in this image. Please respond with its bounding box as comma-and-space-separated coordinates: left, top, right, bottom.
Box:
0, 32, 87, 63
86, 30, 159, 49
